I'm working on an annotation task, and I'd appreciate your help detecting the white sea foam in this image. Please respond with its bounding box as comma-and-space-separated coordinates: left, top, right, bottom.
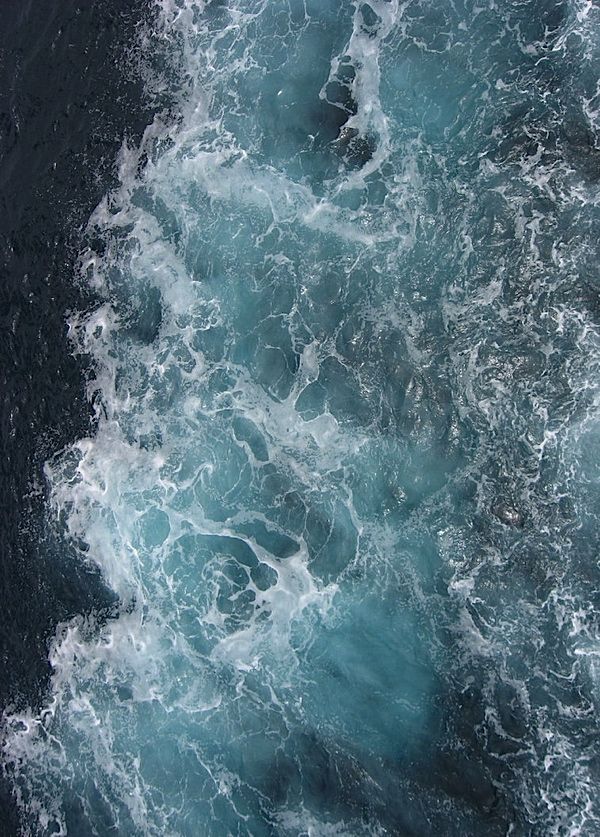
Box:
3, 0, 600, 833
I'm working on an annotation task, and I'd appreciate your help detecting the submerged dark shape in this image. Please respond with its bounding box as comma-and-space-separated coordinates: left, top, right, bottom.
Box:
323, 54, 377, 168
492, 503, 525, 528
561, 117, 600, 182
334, 125, 377, 168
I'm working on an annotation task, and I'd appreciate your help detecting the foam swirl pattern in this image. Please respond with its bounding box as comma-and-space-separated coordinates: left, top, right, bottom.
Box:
3, 0, 600, 834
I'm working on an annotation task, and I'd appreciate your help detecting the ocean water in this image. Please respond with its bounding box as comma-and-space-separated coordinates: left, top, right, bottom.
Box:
0, 2, 152, 833
2, 0, 600, 834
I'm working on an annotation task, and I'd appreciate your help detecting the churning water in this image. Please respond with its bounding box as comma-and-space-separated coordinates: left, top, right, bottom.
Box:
3, 0, 600, 834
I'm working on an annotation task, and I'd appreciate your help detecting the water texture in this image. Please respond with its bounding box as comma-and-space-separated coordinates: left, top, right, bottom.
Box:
0, 2, 153, 832
3, 0, 600, 834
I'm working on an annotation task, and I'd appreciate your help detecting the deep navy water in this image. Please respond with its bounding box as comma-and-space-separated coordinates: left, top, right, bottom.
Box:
0, 1, 153, 831
2, 1, 600, 835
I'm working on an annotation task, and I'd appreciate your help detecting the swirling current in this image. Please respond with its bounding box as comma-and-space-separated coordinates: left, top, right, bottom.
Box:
2, 0, 600, 834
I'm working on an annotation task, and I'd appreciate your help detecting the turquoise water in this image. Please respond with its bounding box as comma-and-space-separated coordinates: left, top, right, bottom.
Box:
3, 0, 600, 833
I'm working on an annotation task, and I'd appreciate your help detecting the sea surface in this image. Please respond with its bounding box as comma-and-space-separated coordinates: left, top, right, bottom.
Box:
0, 1, 153, 832
2, 1, 600, 835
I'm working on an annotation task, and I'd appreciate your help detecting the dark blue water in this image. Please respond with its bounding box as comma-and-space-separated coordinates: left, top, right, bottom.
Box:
2, 1, 600, 835
0, 1, 154, 832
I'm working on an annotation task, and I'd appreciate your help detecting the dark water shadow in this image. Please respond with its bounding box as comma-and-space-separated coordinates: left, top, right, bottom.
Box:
0, 0, 158, 831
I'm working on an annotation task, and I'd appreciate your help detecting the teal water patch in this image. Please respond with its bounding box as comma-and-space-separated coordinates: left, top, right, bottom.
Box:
3, 0, 600, 834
